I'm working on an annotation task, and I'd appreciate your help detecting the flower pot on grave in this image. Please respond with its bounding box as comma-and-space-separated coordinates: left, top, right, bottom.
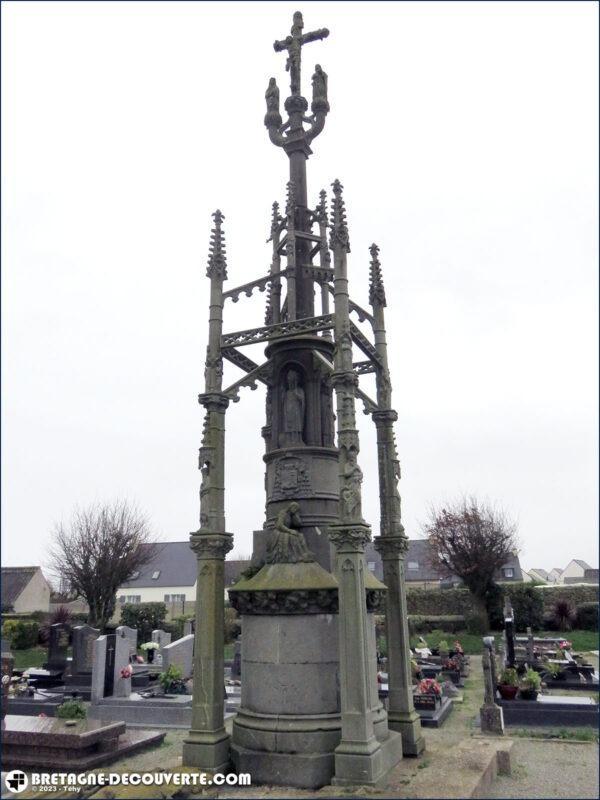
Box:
519, 688, 538, 701
497, 684, 518, 701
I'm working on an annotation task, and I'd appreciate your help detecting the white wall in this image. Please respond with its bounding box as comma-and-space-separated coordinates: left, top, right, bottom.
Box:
115, 584, 196, 603
14, 568, 50, 613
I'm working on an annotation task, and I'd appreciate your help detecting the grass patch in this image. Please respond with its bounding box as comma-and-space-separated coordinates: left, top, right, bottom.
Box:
512, 728, 599, 743
409, 629, 598, 656
11, 646, 47, 670
224, 643, 234, 660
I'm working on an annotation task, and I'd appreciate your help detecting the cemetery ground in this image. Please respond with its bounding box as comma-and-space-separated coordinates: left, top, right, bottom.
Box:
11, 649, 598, 800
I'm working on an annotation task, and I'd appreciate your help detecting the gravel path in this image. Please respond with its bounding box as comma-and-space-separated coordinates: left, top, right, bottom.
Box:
485, 738, 599, 799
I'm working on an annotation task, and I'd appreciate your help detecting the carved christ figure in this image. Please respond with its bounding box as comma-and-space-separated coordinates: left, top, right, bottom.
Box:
280, 369, 305, 446
267, 501, 314, 564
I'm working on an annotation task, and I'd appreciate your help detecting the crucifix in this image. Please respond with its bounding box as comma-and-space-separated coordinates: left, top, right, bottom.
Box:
273, 11, 329, 96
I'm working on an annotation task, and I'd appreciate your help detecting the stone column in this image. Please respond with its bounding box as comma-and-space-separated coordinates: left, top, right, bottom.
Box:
374, 534, 424, 756
369, 244, 424, 757
328, 180, 387, 785
183, 209, 234, 770
183, 531, 233, 770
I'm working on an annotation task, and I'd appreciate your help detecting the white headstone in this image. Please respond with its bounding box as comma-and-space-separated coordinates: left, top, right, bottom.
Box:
161, 634, 194, 680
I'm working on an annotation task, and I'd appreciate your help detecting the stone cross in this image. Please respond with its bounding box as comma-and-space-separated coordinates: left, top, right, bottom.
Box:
273, 11, 329, 96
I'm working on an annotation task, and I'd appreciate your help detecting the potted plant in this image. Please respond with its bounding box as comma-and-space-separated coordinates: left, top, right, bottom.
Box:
140, 641, 160, 664
497, 667, 519, 700
544, 662, 566, 681
519, 668, 541, 700
159, 663, 187, 695
437, 640, 449, 658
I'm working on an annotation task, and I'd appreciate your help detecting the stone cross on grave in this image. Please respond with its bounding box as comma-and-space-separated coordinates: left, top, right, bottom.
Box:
273, 11, 329, 96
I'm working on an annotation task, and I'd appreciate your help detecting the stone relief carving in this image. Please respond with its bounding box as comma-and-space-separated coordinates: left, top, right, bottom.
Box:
341, 447, 364, 522
229, 586, 385, 616
266, 501, 314, 564
279, 369, 305, 446
272, 454, 312, 500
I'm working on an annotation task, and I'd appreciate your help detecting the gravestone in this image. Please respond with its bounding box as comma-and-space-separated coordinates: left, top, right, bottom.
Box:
2, 649, 14, 717
152, 629, 172, 649
91, 633, 130, 702
44, 623, 70, 672
63, 624, 100, 700
525, 627, 535, 664
115, 625, 137, 659
503, 600, 515, 667
162, 634, 194, 680
480, 645, 504, 735
72, 625, 100, 675
1, 638, 11, 654
183, 621, 193, 637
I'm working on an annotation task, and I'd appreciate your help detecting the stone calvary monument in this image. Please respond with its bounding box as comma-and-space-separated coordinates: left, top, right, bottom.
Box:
182, 10, 424, 787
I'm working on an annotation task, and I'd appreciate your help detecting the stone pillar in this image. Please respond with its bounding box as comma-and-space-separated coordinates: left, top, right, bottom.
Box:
526, 626, 535, 665
369, 244, 424, 757
182, 531, 233, 770
328, 180, 402, 785
183, 209, 234, 771
374, 535, 424, 756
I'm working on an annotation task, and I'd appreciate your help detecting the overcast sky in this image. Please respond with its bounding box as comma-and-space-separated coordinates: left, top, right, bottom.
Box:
2, 1, 598, 578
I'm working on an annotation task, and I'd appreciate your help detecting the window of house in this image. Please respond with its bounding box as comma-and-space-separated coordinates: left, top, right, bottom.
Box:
118, 595, 126, 604
504, 567, 514, 578
124, 595, 141, 604
367, 561, 376, 572
152, 570, 161, 580
407, 562, 419, 570
164, 594, 186, 603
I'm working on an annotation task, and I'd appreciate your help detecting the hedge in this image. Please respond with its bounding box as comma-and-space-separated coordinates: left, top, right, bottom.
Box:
408, 615, 465, 634
535, 585, 599, 612
120, 603, 166, 643
4, 620, 40, 650
406, 587, 475, 616
575, 602, 599, 631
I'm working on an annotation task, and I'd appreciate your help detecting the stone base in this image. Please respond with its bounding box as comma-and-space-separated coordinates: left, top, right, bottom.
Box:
332, 730, 403, 786
182, 729, 230, 771
417, 696, 454, 728
480, 703, 504, 735
232, 743, 334, 789
387, 710, 426, 756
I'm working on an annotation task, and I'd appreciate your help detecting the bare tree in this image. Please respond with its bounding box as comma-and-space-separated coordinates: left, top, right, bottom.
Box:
48, 500, 160, 630
423, 497, 519, 626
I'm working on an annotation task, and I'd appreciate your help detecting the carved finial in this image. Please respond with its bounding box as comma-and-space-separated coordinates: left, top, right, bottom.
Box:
286, 181, 296, 221
264, 283, 274, 325
315, 189, 328, 226
206, 209, 227, 281
329, 179, 350, 252
368, 243, 386, 307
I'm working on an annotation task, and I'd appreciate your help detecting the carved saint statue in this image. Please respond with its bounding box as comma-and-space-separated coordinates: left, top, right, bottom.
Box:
199, 460, 210, 528
265, 77, 280, 113
311, 64, 328, 104
341, 448, 363, 521
280, 369, 305, 446
267, 501, 314, 564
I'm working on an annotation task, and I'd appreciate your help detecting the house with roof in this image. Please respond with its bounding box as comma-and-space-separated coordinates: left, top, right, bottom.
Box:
364, 540, 524, 587
528, 568, 549, 584
116, 542, 249, 617
560, 559, 598, 585
1, 566, 51, 613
